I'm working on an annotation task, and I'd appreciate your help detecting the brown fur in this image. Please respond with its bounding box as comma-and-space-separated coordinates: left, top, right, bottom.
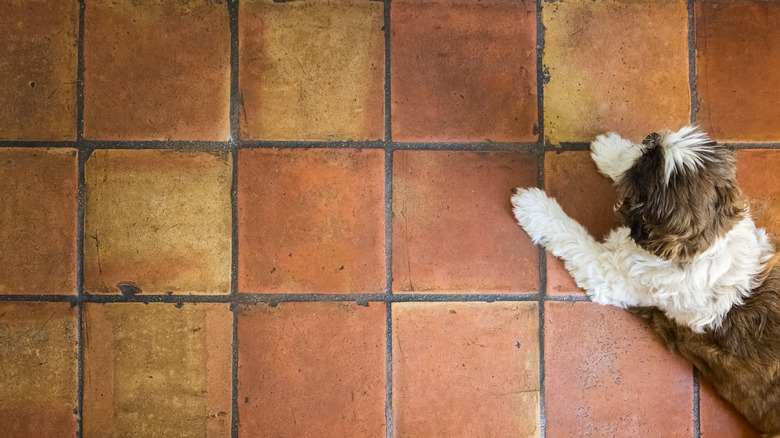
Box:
616, 134, 746, 262
631, 264, 780, 433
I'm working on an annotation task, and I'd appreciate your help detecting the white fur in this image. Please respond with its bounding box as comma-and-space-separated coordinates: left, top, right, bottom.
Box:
590, 132, 643, 181
512, 188, 775, 332
659, 126, 715, 184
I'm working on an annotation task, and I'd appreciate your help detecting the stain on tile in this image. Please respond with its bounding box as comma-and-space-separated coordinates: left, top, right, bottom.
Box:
0, 0, 78, 141
84, 150, 232, 294
0, 148, 78, 294
545, 302, 693, 437
392, 302, 540, 437
82, 303, 232, 437
544, 151, 620, 295
392, 150, 538, 293
238, 148, 385, 294
240, 0, 384, 141
0, 302, 78, 436
737, 150, 780, 238
391, 0, 538, 142
84, 0, 230, 140
700, 377, 760, 438
543, 0, 690, 144
238, 302, 386, 437
695, 1, 780, 142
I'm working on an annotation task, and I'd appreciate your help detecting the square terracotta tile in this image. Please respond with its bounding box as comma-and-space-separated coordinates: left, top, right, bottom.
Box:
737, 150, 780, 238
237, 302, 386, 437
392, 302, 540, 437
391, 0, 538, 142
392, 151, 538, 293
0, 148, 78, 294
84, 0, 230, 140
0, 302, 78, 436
0, 0, 78, 140
700, 377, 760, 438
84, 150, 232, 295
83, 303, 232, 437
543, 0, 690, 144
545, 302, 693, 437
544, 151, 620, 296
240, 0, 384, 141
695, 1, 780, 142
238, 149, 385, 294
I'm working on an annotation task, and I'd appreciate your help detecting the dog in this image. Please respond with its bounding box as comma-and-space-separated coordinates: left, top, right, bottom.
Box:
511, 126, 780, 435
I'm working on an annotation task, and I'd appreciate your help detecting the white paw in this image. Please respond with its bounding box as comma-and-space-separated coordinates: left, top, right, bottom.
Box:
590, 132, 638, 181
511, 187, 560, 245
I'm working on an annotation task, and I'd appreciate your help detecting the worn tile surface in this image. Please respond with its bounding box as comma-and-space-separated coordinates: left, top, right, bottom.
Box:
238, 302, 386, 437
84, 0, 230, 140
83, 303, 232, 437
0, 0, 78, 141
0, 302, 78, 436
544, 151, 620, 295
543, 0, 690, 144
240, 0, 384, 141
695, 1, 780, 142
737, 150, 780, 238
545, 302, 693, 437
700, 378, 760, 438
392, 302, 540, 437
238, 149, 385, 293
84, 150, 232, 295
392, 151, 538, 293
391, 0, 538, 142
0, 148, 78, 294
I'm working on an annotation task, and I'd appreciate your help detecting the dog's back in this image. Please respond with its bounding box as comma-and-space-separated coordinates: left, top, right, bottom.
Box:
633, 263, 780, 433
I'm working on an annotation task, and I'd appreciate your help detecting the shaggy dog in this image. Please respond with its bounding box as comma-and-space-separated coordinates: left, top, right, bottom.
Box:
511, 126, 780, 435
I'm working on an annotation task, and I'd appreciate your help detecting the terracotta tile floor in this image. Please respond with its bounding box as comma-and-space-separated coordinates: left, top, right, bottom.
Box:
0, 1, 778, 437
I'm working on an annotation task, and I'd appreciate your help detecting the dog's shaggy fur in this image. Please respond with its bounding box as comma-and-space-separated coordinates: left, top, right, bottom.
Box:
511, 126, 780, 434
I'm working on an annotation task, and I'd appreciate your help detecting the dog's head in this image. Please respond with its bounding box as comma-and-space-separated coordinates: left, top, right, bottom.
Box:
591, 126, 746, 262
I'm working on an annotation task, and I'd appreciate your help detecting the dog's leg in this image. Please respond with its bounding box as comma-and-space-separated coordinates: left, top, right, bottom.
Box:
590, 132, 641, 182
511, 187, 641, 307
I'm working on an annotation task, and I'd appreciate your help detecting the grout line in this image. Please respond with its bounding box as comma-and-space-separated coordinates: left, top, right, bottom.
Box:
688, 0, 699, 125
77, 302, 84, 438
0, 293, 556, 303
688, 4, 701, 437
693, 366, 701, 438
229, 0, 240, 144
76, 0, 86, 141
384, 0, 392, 143
232, 308, 240, 438
535, 1, 547, 436
230, 143, 240, 437
385, 303, 394, 438
385, 148, 394, 296
2, 139, 780, 151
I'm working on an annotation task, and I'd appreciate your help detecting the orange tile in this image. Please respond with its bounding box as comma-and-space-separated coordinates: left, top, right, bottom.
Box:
84, 150, 232, 295
391, 0, 538, 142
238, 149, 385, 294
695, 1, 780, 142
392, 302, 540, 437
0, 148, 78, 294
0, 302, 78, 436
545, 302, 693, 437
82, 303, 232, 437
237, 302, 386, 437
737, 150, 780, 238
393, 150, 538, 293
544, 151, 620, 296
543, 0, 690, 144
0, 0, 78, 140
240, 0, 384, 141
84, 0, 230, 140
700, 377, 760, 438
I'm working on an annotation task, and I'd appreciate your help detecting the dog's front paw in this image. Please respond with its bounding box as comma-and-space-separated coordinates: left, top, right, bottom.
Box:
590, 132, 635, 181
511, 187, 559, 245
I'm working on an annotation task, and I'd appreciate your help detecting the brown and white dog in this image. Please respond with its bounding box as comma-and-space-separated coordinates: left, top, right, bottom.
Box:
511, 126, 780, 435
